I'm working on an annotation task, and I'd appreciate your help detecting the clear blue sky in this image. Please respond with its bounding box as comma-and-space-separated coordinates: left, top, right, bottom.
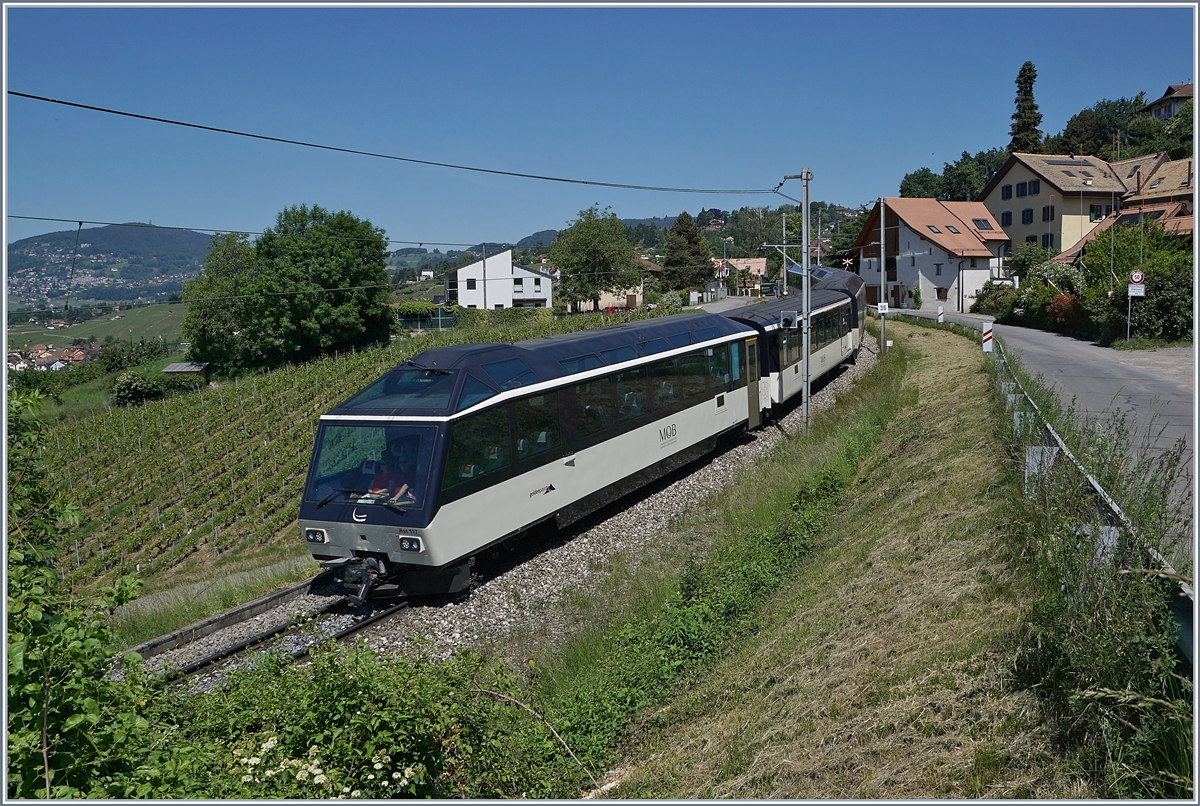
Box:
4, 4, 1195, 247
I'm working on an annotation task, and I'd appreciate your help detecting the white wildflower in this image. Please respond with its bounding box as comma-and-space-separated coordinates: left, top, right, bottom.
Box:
392, 772, 402, 780
373, 762, 383, 770
241, 774, 253, 783
367, 773, 375, 780
351, 790, 361, 797
296, 770, 309, 781
247, 757, 261, 766
314, 774, 327, 784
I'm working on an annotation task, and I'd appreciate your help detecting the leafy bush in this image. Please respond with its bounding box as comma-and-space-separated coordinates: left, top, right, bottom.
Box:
112, 372, 201, 406
1047, 293, 1084, 332
396, 300, 437, 318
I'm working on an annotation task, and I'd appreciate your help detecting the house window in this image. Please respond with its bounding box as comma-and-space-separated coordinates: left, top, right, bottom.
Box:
1080, 171, 1093, 178
534, 278, 542, 288
1001, 184, 1013, 200
1029, 180, 1040, 195
972, 218, 993, 230
468, 304, 478, 309
1042, 205, 1055, 222
934, 264, 943, 276
970, 258, 977, 268
1026, 235, 1038, 243
1016, 181, 1028, 197
1062, 170, 1075, 177
1042, 233, 1054, 248
466, 278, 477, 290
494, 304, 504, 310
910, 255, 915, 266
927, 225, 940, 233
946, 225, 960, 234
936, 287, 949, 300
1000, 211, 1013, 226
1022, 209, 1034, 225
1089, 204, 1105, 222
514, 278, 523, 290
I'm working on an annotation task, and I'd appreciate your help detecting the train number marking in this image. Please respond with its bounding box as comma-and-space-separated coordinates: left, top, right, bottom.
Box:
529, 484, 556, 498
352, 508, 367, 522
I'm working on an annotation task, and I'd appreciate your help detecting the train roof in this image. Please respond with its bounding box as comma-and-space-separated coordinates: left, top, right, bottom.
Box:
326, 311, 752, 417
721, 288, 854, 329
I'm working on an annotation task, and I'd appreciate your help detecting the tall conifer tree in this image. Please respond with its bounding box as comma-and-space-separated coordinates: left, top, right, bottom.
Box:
662, 211, 712, 291
1008, 61, 1044, 153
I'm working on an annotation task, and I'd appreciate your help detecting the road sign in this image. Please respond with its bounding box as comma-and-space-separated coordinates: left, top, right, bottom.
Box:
1130, 270, 1145, 284
877, 302, 889, 315
1128, 283, 1146, 297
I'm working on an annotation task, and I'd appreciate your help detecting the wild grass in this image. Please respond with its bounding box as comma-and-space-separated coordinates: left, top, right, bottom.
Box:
110, 554, 314, 648
1111, 335, 1193, 351
994, 347, 1193, 799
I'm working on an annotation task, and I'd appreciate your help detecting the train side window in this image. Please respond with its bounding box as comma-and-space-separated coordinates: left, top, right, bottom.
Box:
574, 376, 612, 437
614, 367, 648, 423
515, 392, 560, 460
708, 344, 731, 390
443, 406, 512, 489
679, 351, 709, 399
482, 358, 537, 390
647, 357, 679, 410
730, 342, 741, 382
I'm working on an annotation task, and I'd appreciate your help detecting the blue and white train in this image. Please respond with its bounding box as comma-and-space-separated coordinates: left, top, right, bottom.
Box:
300, 268, 865, 600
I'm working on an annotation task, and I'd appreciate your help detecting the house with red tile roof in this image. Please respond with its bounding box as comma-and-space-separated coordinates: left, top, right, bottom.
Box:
852, 198, 1009, 313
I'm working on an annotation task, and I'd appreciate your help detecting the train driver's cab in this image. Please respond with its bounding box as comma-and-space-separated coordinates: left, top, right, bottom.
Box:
306, 424, 437, 512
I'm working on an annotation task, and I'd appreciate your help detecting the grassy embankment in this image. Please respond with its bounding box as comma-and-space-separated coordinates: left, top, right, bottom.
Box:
594, 318, 1189, 798
555, 320, 1081, 798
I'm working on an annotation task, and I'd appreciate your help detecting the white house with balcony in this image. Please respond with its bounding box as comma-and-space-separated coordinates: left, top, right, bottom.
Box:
443, 249, 554, 310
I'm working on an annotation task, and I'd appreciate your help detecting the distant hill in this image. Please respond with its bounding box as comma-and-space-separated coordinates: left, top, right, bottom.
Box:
7, 224, 212, 308
517, 229, 559, 249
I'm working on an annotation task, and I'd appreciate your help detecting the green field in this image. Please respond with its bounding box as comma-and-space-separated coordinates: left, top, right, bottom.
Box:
6, 303, 188, 349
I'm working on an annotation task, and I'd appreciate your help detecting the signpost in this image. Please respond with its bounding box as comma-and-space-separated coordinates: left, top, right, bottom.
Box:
1127, 270, 1145, 341
877, 301, 889, 315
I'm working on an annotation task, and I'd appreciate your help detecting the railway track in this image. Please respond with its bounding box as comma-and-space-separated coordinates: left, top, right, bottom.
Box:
123, 572, 410, 688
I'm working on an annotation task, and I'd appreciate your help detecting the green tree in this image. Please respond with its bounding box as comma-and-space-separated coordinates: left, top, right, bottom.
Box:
548, 205, 641, 311
180, 233, 258, 373
1008, 61, 1044, 153
899, 166, 944, 198
182, 206, 394, 372
661, 211, 713, 291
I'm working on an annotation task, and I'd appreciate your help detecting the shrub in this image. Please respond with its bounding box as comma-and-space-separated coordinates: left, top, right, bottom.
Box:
396, 301, 437, 318
1047, 293, 1084, 332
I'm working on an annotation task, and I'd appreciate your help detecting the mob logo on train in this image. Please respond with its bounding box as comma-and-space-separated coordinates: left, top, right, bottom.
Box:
659, 422, 678, 448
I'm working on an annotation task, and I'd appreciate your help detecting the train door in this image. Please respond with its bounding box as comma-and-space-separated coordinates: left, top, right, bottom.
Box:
745, 338, 760, 429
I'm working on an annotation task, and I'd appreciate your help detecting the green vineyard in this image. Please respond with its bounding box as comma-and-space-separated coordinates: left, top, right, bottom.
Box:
39, 308, 674, 590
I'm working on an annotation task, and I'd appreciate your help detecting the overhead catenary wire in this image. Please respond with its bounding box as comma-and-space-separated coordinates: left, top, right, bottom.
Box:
9, 91, 776, 196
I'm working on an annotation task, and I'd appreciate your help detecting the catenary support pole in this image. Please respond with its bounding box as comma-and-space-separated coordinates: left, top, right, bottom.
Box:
801, 168, 813, 431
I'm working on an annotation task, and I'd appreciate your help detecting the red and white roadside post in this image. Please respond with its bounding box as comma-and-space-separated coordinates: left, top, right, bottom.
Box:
982, 320, 994, 353
937, 305, 944, 324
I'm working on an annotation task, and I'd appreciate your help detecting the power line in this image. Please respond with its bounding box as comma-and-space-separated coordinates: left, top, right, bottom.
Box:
10, 91, 777, 196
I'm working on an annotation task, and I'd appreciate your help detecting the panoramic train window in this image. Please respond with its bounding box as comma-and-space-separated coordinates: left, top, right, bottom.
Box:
307, 424, 436, 508
457, 375, 498, 412
574, 377, 613, 437
638, 339, 669, 356
601, 345, 637, 365
613, 367, 648, 423
482, 358, 538, 390
730, 342, 741, 382
443, 407, 512, 490
515, 393, 560, 460
648, 357, 679, 409
341, 368, 458, 411
560, 354, 603, 373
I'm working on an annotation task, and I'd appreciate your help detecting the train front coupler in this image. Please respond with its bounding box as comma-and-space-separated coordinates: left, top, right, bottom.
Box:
320, 556, 387, 606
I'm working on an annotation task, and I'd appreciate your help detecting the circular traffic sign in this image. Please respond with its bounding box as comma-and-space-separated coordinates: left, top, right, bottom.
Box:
1130, 270, 1145, 284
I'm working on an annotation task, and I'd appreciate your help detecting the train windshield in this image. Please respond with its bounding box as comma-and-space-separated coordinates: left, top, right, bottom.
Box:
306, 424, 437, 509
340, 368, 458, 411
